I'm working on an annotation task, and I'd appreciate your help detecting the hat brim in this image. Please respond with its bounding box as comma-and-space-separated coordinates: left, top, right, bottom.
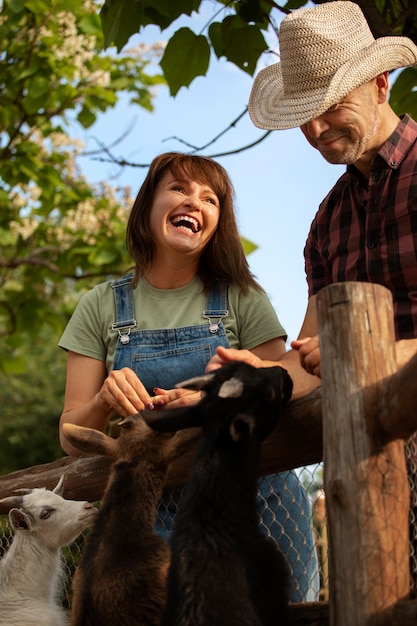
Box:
249, 37, 417, 130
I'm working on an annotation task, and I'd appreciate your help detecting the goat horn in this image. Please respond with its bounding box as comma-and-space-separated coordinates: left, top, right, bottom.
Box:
53, 475, 65, 495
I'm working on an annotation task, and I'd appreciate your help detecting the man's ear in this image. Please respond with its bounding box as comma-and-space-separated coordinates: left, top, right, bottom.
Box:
376, 71, 390, 103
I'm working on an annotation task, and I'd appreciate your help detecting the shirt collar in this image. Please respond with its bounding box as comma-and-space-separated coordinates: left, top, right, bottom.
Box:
378, 113, 417, 170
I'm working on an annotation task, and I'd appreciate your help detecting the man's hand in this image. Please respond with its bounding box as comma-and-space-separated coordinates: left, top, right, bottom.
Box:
206, 346, 263, 372
291, 336, 321, 378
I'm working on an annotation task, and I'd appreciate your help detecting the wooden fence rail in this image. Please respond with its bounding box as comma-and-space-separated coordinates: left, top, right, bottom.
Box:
0, 387, 323, 504
1, 282, 417, 625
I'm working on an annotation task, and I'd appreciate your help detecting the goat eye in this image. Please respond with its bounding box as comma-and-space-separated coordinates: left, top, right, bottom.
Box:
40, 508, 52, 519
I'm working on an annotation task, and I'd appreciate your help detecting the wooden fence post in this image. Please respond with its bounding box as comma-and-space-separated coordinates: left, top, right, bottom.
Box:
317, 282, 410, 626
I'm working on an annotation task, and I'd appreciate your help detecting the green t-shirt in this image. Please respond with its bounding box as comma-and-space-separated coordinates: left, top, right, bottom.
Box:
59, 277, 286, 374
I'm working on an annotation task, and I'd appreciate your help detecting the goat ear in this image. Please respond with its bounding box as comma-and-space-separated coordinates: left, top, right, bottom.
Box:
0, 496, 24, 515
259, 366, 293, 406
9, 508, 32, 532
166, 427, 202, 462
230, 414, 255, 442
175, 372, 215, 390
142, 406, 202, 432
118, 415, 143, 430
61, 423, 119, 459
53, 475, 65, 496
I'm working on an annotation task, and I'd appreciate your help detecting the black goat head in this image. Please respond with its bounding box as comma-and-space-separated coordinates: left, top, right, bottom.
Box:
142, 361, 293, 443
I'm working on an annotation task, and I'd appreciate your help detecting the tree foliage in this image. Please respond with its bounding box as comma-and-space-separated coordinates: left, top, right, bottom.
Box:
0, 330, 67, 474
3, 0, 416, 377
0, 0, 165, 374
101, 0, 417, 112
1, 0, 417, 472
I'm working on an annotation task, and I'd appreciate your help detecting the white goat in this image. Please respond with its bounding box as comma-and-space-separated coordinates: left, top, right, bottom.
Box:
0, 476, 97, 626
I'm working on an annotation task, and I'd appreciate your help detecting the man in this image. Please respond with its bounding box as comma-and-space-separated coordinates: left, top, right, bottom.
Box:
213, 0, 417, 385
209, 0, 417, 584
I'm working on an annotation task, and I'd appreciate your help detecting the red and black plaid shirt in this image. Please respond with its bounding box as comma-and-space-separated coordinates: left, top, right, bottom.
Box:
305, 114, 417, 340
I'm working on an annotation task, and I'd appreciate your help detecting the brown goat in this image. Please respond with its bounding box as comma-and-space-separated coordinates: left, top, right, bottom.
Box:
62, 416, 199, 626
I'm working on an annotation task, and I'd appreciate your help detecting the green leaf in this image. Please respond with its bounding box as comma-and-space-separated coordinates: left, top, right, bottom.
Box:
241, 236, 258, 256
101, 0, 203, 50
79, 13, 103, 37
144, 0, 201, 21
160, 27, 210, 96
284, 0, 309, 9
3, 279, 25, 293
1, 354, 28, 375
139, 0, 201, 31
8, 0, 26, 13
100, 0, 142, 50
208, 22, 223, 58
25, 0, 55, 13
27, 75, 50, 99
237, 0, 271, 28
0, 227, 17, 246
389, 67, 417, 119
219, 15, 267, 75
77, 106, 97, 128
88, 247, 119, 266
16, 64, 41, 81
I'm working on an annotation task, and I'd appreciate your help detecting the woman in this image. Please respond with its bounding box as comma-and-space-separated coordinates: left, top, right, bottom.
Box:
59, 152, 318, 601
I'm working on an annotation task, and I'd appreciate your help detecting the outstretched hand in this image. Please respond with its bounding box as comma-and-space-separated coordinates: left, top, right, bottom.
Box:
291, 336, 321, 378
151, 386, 202, 410
152, 347, 264, 410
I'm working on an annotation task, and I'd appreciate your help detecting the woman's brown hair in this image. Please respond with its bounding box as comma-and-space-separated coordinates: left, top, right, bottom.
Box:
126, 152, 261, 294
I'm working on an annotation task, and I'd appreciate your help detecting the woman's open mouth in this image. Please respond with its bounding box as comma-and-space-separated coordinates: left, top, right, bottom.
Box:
170, 215, 201, 233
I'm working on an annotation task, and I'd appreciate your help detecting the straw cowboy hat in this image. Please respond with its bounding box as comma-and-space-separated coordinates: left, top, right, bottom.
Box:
248, 1, 417, 130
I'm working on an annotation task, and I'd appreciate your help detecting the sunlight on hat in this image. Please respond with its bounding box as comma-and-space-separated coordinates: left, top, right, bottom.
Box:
249, 1, 417, 131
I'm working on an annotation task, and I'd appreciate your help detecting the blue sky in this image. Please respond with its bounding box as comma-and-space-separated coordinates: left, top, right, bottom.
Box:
77, 5, 345, 345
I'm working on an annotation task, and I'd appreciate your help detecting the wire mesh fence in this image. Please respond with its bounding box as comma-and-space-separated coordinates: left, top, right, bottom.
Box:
1, 455, 417, 612
0, 463, 327, 610
406, 436, 417, 589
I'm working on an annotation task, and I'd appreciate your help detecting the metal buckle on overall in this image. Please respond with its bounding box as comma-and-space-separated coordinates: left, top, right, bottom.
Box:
203, 308, 229, 334
207, 318, 221, 333
111, 321, 137, 345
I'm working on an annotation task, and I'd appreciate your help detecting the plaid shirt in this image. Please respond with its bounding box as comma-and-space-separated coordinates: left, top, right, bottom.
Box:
305, 114, 417, 340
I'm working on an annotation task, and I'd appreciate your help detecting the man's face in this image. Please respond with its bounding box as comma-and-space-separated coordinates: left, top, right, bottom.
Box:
300, 79, 382, 169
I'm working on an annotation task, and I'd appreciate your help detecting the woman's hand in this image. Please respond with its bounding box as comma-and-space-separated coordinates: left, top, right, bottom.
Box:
151, 386, 202, 409
291, 336, 321, 378
99, 367, 158, 416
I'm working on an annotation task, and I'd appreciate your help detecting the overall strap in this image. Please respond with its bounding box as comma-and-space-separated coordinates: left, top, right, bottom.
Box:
110, 273, 137, 344
203, 280, 229, 334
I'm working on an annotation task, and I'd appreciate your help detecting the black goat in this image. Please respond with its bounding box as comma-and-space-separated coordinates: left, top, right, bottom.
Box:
142, 360, 293, 626
62, 416, 199, 626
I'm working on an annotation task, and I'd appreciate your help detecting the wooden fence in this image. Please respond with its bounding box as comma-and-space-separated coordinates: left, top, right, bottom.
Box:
1, 281, 417, 625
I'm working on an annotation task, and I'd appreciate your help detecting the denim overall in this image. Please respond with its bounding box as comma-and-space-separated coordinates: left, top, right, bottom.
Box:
111, 274, 230, 392
111, 275, 319, 602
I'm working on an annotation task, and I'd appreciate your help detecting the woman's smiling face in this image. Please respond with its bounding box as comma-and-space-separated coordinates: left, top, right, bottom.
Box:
149, 170, 221, 259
